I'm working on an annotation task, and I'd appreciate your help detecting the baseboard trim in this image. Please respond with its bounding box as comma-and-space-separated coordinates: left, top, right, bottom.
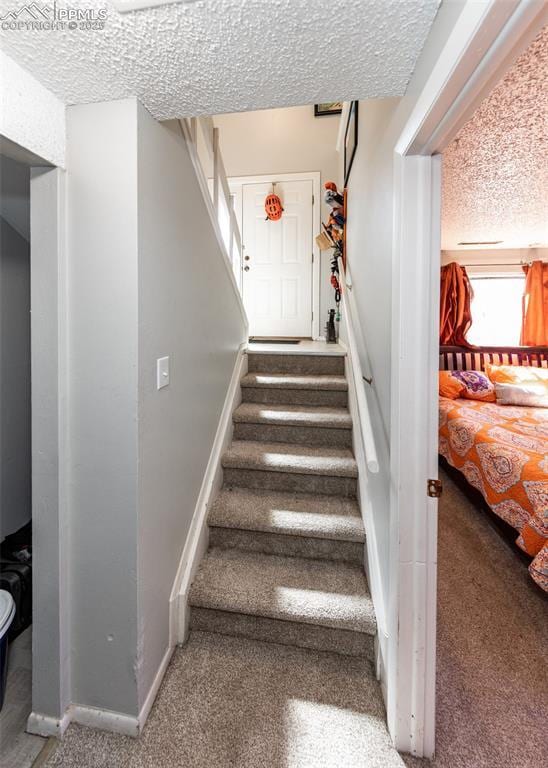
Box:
27, 709, 71, 739
169, 343, 248, 645
138, 643, 174, 731
27, 701, 140, 739
70, 704, 139, 737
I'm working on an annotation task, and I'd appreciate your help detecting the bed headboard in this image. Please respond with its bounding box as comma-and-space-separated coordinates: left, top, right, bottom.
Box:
440, 345, 548, 372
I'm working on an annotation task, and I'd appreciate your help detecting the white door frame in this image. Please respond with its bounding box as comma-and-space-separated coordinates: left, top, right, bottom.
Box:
389, 0, 548, 758
227, 172, 321, 339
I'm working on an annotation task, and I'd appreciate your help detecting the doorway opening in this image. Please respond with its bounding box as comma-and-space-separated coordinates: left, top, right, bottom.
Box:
0, 141, 46, 765
192, 103, 344, 341
433, 24, 547, 767
228, 173, 320, 340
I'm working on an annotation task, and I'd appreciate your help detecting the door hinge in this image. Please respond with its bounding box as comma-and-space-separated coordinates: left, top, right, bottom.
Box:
312, 252, 314, 263
427, 479, 443, 498
312, 194, 315, 205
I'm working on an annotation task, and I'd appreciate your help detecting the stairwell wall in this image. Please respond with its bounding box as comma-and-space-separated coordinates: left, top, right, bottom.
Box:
136, 107, 247, 710
342, 0, 466, 708
65, 97, 247, 723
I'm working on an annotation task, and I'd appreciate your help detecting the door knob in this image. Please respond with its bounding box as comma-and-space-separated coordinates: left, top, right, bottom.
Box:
244, 255, 250, 261
244, 265, 250, 271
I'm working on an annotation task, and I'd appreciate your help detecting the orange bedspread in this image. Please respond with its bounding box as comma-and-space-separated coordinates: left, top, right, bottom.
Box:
439, 397, 548, 592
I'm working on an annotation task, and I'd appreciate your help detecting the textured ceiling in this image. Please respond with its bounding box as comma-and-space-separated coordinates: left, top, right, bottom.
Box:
442, 26, 548, 251
0, 0, 440, 119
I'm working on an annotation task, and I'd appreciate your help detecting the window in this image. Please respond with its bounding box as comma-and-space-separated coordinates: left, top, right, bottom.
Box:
467, 275, 525, 346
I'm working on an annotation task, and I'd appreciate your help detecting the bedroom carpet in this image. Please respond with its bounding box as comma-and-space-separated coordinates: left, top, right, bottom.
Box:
42, 632, 405, 768
403, 469, 548, 768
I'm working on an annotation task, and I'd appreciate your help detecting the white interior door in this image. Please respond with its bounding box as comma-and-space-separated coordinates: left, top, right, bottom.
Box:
242, 180, 313, 337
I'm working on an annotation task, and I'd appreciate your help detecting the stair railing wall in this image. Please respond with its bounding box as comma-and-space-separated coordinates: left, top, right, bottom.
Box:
337, 255, 389, 677
185, 117, 243, 293
338, 257, 379, 474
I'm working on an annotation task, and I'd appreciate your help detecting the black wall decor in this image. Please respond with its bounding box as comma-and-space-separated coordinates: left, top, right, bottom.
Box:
344, 101, 359, 185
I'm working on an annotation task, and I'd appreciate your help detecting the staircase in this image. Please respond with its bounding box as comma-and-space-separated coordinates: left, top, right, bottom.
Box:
188, 349, 376, 660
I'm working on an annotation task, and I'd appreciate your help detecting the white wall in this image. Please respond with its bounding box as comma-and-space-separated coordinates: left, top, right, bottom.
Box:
0, 156, 31, 540
343, 0, 467, 723
64, 98, 246, 722
136, 109, 246, 708
214, 106, 341, 326
0, 51, 65, 168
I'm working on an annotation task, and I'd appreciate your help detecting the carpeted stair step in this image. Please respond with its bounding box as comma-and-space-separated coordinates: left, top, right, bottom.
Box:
208, 487, 365, 563
248, 352, 345, 376
189, 548, 375, 657
232, 402, 352, 447
241, 372, 348, 407
222, 440, 358, 496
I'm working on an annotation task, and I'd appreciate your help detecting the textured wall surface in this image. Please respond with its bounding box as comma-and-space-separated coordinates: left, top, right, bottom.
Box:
0, 51, 65, 167
442, 26, 548, 250
0, 0, 439, 119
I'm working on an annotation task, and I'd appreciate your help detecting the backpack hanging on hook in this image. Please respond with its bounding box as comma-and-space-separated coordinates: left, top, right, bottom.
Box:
265, 183, 284, 221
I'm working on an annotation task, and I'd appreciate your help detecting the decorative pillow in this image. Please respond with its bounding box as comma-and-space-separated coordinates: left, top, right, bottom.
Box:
495, 381, 548, 408
487, 363, 548, 385
439, 371, 465, 399
449, 370, 496, 402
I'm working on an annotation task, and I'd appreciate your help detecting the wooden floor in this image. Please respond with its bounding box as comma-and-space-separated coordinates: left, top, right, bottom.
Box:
0, 628, 46, 768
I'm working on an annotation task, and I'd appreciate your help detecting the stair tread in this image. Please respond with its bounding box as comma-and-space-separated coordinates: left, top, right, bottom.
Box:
222, 441, 358, 478
209, 488, 365, 542
189, 549, 376, 635
241, 373, 348, 391
233, 403, 352, 430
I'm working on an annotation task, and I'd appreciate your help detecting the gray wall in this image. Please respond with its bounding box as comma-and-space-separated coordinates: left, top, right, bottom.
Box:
67, 99, 140, 715
136, 109, 246, 706
66, 98, 247, 718
30, 166, 71, 721
0, 156, 31, 541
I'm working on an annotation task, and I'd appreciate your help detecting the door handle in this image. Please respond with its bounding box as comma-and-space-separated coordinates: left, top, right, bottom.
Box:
244, 255, 250, 261
244, 266, 250, 271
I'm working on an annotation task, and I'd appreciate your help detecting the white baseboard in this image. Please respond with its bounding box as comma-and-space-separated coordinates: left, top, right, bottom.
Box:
27, 702, 140, 739
70, 704, 139, 737
27, 709, 71, 738
169, 343, 248, 646
138, 643, 174, 731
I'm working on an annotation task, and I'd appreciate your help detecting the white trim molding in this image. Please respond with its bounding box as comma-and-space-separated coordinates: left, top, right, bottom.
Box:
27, 709, 72, 739
170, 343, 248, 645
137, 644, 175, 731
226, 172, 322, 340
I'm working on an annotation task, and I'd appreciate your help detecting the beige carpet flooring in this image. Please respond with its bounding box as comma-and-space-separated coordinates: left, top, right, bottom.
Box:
403, 469, 547, 768
42, 468, 547, 768
43, 632, 404, 768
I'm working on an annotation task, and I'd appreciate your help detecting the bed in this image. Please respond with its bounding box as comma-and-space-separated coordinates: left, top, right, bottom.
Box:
439, 345, 548, 592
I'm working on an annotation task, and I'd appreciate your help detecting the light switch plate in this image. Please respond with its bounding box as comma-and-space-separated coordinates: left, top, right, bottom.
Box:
157, 356, 170, 390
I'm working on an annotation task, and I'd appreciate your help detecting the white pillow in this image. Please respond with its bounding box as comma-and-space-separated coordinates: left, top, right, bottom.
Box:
495, 381, 548, 408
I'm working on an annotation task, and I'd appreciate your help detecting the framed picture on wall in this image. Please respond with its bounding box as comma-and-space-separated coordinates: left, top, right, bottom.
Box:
314, 102, 343, 117
344, 101, 358, 185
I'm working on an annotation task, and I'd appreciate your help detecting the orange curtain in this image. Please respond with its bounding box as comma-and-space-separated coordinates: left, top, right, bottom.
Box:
439, 262, 473, 346
521, 261, 548, 346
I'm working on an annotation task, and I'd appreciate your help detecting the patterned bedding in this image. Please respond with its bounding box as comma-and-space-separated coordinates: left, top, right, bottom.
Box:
439, 397, 548, 592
